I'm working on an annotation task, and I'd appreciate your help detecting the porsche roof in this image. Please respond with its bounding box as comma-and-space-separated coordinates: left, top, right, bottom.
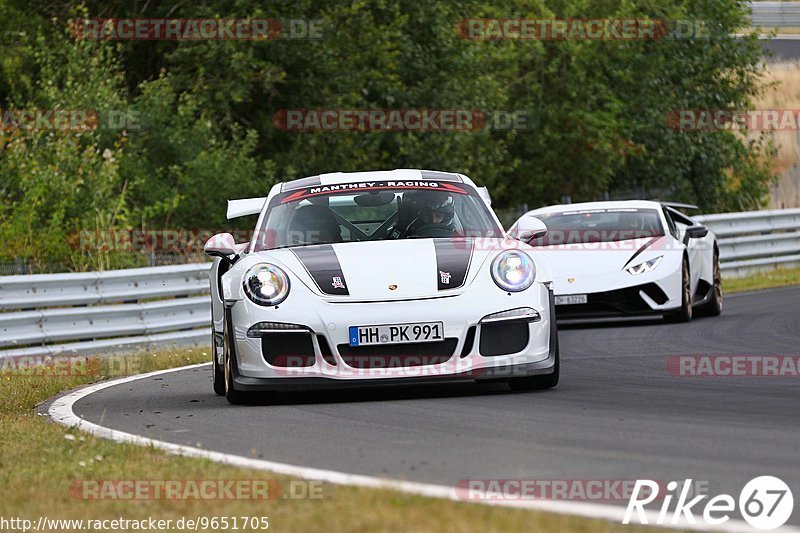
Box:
228, 170, 482, 219
281, 169, 467, 192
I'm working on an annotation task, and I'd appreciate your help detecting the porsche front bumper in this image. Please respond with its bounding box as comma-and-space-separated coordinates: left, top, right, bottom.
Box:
225, 279, 556, 390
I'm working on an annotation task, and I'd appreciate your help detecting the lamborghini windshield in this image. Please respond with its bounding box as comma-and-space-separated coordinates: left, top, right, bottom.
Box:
531, 208, 665, 246
253, 182, 502, 251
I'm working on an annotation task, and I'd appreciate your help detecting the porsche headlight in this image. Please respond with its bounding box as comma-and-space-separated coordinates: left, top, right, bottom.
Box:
243, 264, 290, 306
491, 251, 536, 292
626, 256, 663, 276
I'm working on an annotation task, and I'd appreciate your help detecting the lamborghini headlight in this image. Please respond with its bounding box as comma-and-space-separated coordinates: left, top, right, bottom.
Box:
626, 256, 663, 276
491, 251, 536, 292
243, 264, 290, 306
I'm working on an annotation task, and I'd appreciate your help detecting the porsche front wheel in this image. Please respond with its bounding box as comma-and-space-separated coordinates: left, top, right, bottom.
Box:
508, 335, 560, 391
223, 313, 264, 405
212, 328, 225, 396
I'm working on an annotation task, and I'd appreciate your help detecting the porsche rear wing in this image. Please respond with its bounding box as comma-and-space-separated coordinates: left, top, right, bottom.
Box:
226, 197, 267, 219
477, 186, 492, 206
655, 200, 699, 210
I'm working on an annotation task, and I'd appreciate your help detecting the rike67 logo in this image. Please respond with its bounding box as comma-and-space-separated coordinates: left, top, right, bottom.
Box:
624, 476, 794, 530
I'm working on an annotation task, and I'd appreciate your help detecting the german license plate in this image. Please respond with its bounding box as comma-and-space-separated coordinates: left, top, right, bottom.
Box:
555, 294, 588, 305
349, 322, 444, 346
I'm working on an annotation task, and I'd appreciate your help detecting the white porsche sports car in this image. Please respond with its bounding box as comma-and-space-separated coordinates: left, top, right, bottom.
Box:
510, 200, 722, 322
204, 169, 559, 404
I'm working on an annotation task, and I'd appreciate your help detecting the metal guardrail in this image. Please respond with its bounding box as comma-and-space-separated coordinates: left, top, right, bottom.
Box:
0, 264, 211, 358
750, 2, 800, 28
1, 208, 799, 357
696, 208, 800, 278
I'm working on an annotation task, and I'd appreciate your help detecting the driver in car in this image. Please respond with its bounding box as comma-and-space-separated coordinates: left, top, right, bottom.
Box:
400, 190, 456, 237
621, 212, 654, 240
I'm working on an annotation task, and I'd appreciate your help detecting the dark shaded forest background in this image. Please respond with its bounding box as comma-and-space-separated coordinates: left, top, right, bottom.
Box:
0, 0, 774, 270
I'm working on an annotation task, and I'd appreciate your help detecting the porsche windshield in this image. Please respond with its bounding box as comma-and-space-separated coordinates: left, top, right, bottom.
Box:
253, 184, 502, 251
531, 208, 665, 246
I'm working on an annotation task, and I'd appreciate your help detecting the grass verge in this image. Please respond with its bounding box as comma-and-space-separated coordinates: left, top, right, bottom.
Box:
0, 350, 664, 532
724, 266, 800, 293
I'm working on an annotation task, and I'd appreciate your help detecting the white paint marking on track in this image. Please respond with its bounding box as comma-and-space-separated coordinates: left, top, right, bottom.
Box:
48, 363, 799, 533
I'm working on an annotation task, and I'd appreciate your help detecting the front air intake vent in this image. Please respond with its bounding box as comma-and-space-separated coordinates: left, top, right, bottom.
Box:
479, 322, 529, 357
262, 333, 315, 367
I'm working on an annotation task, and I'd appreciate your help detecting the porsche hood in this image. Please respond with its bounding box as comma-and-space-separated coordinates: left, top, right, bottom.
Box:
265, 238, 497, 300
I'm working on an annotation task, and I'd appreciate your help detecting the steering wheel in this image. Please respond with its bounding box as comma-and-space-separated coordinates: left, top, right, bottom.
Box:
395, 215, 421, 239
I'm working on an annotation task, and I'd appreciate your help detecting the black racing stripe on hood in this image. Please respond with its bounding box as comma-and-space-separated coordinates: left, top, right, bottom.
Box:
434, 239, 473, 290
291, 245, 349, 295
622, 237, 659, 269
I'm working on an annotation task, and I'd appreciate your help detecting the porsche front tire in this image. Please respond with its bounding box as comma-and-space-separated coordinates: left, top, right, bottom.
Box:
223, 313, 267, 405
508, 335, 560, 391
212, 328, 225, 396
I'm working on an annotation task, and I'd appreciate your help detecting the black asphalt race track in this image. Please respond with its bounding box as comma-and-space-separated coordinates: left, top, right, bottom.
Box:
62, 287, 800, 525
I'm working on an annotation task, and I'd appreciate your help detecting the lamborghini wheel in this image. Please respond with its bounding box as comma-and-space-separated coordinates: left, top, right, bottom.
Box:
665, 258, 692, 323
697, 250, 723, 317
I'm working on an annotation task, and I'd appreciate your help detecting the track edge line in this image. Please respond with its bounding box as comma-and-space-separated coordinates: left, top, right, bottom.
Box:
46, 363, 796, 533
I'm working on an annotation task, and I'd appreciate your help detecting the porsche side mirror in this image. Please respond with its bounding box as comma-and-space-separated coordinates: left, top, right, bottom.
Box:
204, 233, 237, 260
509, 216, 548, 242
